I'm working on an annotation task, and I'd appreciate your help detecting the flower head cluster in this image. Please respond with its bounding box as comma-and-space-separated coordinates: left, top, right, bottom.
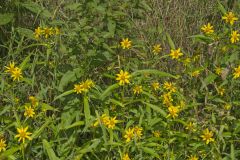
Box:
167, 105, 180, 118
151, 82, 160, 91
124, 126, 143, 142
29, 96, 39, 107
188, 155, 198, 160
222, 12, 238, 25
215, 67, 223, 75
230, 31, 240, 43
93, 114, 118, 129
163, 82, 176, 93
116, 70, 131, 85
24, 105, 35, 118
201, 128, 214, 144
15, 126, 32, 143
0, 138, 7, 152
152, 44, 162, 55
201, 23, 214, 34
190, 70, 201, 77
217, 87, 225, 96
133, 85, 143, 95
122, 153, 131, 160
185, 122, 197, 132
169, 48, 183, 60
74, 79, 94, 94
152, 130, 161, 138
162, 92, 173, 107
233, 65, 240, 79
120, 38, 132, 49
4, 62, 23, 81
34, 26, 60, 39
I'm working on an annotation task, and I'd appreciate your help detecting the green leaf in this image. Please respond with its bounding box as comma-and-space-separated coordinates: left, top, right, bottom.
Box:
189, 34, 213, 43
0, 146, 20, 158
141, 147, 160, 159
108, 98, 124, 107
231, 143, 235, 160
217, 0, 227, 14
166, 32, 175, 49
61, 121, 85, 130
43, 139, 60, 160
31, 119, 52, 139
99, 84, 119, 100
16, 27, 34, 39
131, 69, 177, 79
142, 102, 167, 117
53, 90, 75, 101
201, 73, 217, 90
77, 139, 101, 154
21, 2, 51, 18
64, 3, 82, 11
0, 13, 14, 25
20, 54, 31, 70
41, 103, 59, 112
58, 71, 76, 92
84, 96, 91, 125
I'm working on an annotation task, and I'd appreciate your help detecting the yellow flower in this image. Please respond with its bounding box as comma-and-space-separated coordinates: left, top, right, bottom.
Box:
116, 70, 131, 85
183, 58, 191, 66
4, 61, 16, 73
14, 97, 20, 104
188, 155, 198, 160
163, 82, 176, 93
24, 106, 35, 118
215, 67, 223, 75
222, 12, 238, 25
233, 65, 240, 79
167, 105, 180, 118
230, 31, 240, 43
169, 48, 183, 60
11, 67, 23, 81
0, 138, 7, 152
106, 116, 118, 129
43, 27, 54, 38
201, 23, 214, 34
152, 130, 161, 138
120, 38, 132, 49
201, 128, 214, 144
124, 128, 134, 143
122, 153, 131, 160
74, 84, 82, 94
81, 79, 94, 92
152, 44, 162, 55
190, 70, 200, 77
93, 114, 110, 127
193, 55, 200, 62
224, 104, 231, 110
133, 85, 143, 95
151, 82, 160, 91
134, 126, 143, 138
217, 87, 225, 96
55, 27, 60, 35
29, 96, 39, 107
185, 122, 197, 132
221, 46, 228, 52
34, 27, 42, 39
15, 126, 32, 143
74, 79, 94, 94
180, 100, 186, 109
162, 92, 173, 107
101, 114, 110, 125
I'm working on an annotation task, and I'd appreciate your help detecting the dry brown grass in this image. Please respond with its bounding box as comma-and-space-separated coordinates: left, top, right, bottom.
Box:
133, 0, 222, 52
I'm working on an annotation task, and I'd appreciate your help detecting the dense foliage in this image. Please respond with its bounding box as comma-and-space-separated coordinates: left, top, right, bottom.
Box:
0, 0, 240, 160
